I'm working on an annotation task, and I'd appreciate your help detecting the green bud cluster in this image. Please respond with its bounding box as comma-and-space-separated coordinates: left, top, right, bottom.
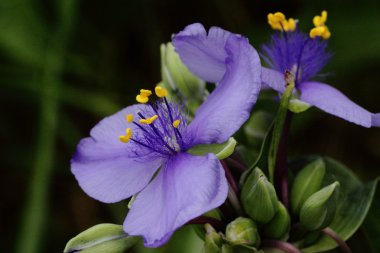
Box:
203, 217, 261, 253
291, 159, 340, 231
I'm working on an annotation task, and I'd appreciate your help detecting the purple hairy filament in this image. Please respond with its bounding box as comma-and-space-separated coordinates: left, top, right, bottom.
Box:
122, 96, 189, 158
262, 30, 331, 87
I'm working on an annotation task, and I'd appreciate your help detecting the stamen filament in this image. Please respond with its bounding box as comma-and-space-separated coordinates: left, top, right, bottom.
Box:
137, 112, 176, 153
164, 97, 184, 146
130, 138, 168, 156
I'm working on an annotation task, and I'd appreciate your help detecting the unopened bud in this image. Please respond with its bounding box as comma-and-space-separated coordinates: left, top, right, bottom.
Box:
225, 217, 260, 247
241, 168, 279, 223
263, 201, 291, 239
203, 224, 223, 253
291, 158, 326, 214
300, 181, 340, 230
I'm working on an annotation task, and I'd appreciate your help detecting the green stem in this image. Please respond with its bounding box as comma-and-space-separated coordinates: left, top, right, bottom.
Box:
15, 2, 76, 253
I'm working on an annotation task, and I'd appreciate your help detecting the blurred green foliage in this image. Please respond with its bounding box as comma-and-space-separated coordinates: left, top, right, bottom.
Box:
1, 0, 380, 252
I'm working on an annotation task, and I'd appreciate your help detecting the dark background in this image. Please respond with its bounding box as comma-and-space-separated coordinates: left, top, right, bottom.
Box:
1, 0, 379, 252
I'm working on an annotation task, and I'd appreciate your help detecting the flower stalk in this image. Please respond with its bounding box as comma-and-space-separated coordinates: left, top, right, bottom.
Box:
274, 110, 292, 208
322, 227, 352, 253
262, 240, 303, 253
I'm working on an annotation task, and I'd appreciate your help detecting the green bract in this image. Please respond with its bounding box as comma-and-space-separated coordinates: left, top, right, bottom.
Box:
288, 98, 311, 113
64, 224, 139, 253
187, 137, 237, 160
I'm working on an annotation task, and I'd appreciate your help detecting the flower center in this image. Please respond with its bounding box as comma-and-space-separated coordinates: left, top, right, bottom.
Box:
262, 11, 332, 85
119, 86, 187, 157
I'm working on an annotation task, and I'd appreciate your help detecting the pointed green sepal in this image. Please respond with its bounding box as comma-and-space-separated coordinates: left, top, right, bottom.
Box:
300, 182, 340, 231
291, 158, 326, 214
288, 98, 311, 113
263, 201, 291, 239
241, 168, 279, 223
203, 224, 223, 253
225, 217, 260, 247
64, 223, 139, 253
187, 137, 237, 160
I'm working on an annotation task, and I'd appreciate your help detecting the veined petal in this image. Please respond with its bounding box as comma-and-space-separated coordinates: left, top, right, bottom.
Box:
299, 82, 374, 127
261, 67, 286, 93
71, 104, 164, 203
172, 23, 230, 83
174, 24, 261, 145
123, 152, 228, 247
72, 150, 163, 203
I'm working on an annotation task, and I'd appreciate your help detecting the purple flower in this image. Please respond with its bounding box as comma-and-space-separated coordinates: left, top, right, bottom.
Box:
262, 11, 380, 127
71, 23, 261, 247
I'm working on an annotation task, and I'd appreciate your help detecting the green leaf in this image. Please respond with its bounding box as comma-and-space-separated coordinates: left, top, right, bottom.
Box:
362, 187, 380, 253
268, 82, 294, 182
64, 224, 139, 253
290, 157, 379, 252
187, 137, 237, 159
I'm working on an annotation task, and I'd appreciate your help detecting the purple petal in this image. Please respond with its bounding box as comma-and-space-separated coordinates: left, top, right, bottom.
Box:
172, 23, 230, 83
71, 105, 164, 203
174, 24, 261, 145
123, 152, 228, 247
373, 114, 380, 127
261, 67, 286, 93
299, 82, 374, 127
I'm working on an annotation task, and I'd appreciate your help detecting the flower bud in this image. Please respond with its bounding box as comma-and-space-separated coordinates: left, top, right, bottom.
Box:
225, 217, 260, 247
64, 224, 138, 253
160, 43, 205, 114
263, 201, 291, 239
203, 224, 223, 253
291, 158, 326, 214
241, 168, 279, 223
300, 181, 340, 231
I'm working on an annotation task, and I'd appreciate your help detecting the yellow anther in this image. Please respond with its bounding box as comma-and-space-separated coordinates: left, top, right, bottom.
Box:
268, 12, 296, 32
140, 89, 152, 97
136, 94, 149, 103
310, 10, 330, 40
155, 86, 168, 98
309, 26, 331, 39
119, 128, 132, 143
172, 119, 180, 128
286, 18, 296, 32
313, 10, 328, 27
139, 115, 158, 125
126, 114, 133, 123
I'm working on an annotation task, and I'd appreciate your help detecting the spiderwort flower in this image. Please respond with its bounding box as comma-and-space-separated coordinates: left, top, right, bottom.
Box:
261, 11, 380, 127
71, 23, 261, 247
